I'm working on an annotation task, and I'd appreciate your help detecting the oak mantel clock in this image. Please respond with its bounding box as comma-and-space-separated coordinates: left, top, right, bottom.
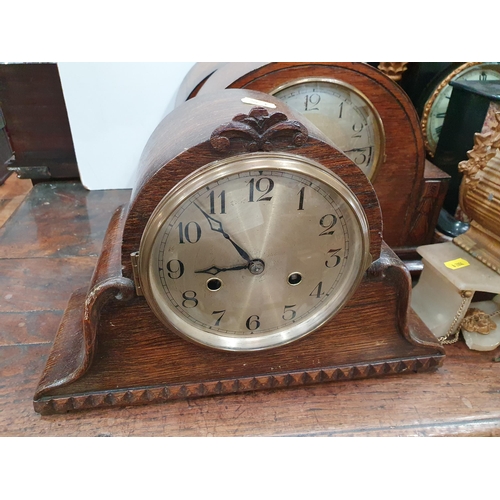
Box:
34, 89, 444, 414
179, 62, 450, 273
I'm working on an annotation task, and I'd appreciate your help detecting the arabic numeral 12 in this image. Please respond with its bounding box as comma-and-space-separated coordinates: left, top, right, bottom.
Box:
304, 93, 321, 111
248, 177, 274, 202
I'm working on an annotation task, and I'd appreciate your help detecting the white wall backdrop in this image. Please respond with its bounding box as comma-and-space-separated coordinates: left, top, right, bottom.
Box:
58, 62, 195, 190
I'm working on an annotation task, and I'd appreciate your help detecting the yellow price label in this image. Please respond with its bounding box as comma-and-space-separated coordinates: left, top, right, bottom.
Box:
444, 258, 470, 270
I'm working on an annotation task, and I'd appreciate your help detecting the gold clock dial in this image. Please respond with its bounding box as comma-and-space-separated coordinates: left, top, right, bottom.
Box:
271, 79, 385, 180
422, 62, 500, 155
137, 153, 370, 351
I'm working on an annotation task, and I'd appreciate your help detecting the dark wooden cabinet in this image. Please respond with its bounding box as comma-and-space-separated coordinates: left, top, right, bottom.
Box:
0, 63, 79, 182
0, 106, 13, 184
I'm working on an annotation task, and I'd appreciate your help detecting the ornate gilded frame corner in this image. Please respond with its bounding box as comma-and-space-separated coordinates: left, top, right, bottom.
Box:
421, 62, 481, 156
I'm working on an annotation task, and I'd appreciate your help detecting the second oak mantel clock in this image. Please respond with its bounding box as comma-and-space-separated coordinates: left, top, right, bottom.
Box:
34, 89, 444, 414
179, 62, 450, 273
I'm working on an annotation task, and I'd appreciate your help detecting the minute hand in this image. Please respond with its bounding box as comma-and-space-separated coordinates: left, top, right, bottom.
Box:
193, 203, 252, 262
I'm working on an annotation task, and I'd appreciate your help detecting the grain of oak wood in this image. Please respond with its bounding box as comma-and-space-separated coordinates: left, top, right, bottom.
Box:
1, 182, 500, 436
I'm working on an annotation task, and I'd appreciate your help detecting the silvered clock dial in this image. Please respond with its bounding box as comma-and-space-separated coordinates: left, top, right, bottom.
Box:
137, 153, 370, 351
271, 79, 385, 180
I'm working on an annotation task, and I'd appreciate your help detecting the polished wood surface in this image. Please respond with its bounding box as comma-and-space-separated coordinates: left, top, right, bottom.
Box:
1, 181, 500, 435
0, 174, 32, 227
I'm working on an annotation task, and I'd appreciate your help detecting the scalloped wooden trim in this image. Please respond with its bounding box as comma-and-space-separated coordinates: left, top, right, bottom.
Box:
34, 354, 443, 415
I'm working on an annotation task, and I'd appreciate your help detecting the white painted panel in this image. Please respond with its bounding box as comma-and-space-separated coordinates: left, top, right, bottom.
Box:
58, 62, 194, 190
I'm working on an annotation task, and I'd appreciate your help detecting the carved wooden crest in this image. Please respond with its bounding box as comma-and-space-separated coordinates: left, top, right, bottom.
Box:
210, 106, 308, 152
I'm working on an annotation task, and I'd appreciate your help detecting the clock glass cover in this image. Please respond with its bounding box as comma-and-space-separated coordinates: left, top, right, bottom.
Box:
271, 79, 385, 180
138, 153, 370, 351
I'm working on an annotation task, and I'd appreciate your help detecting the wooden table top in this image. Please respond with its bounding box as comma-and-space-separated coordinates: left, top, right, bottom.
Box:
1, 181, 500, 437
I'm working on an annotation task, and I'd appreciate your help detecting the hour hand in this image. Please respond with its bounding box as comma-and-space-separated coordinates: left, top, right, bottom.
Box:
195, 264, 249, 276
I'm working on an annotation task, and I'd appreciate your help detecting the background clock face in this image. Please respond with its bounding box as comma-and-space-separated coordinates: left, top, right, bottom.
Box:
422, 62, 500, 154
272, 79, 385, 180
139, 154, 370, 351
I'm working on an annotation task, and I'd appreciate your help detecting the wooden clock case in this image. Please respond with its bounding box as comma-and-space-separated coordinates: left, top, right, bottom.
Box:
182, 62, 450, 274
34, 89, 444, 415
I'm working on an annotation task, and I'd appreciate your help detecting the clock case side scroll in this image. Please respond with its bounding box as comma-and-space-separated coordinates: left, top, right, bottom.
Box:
34, 89, 444, 415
